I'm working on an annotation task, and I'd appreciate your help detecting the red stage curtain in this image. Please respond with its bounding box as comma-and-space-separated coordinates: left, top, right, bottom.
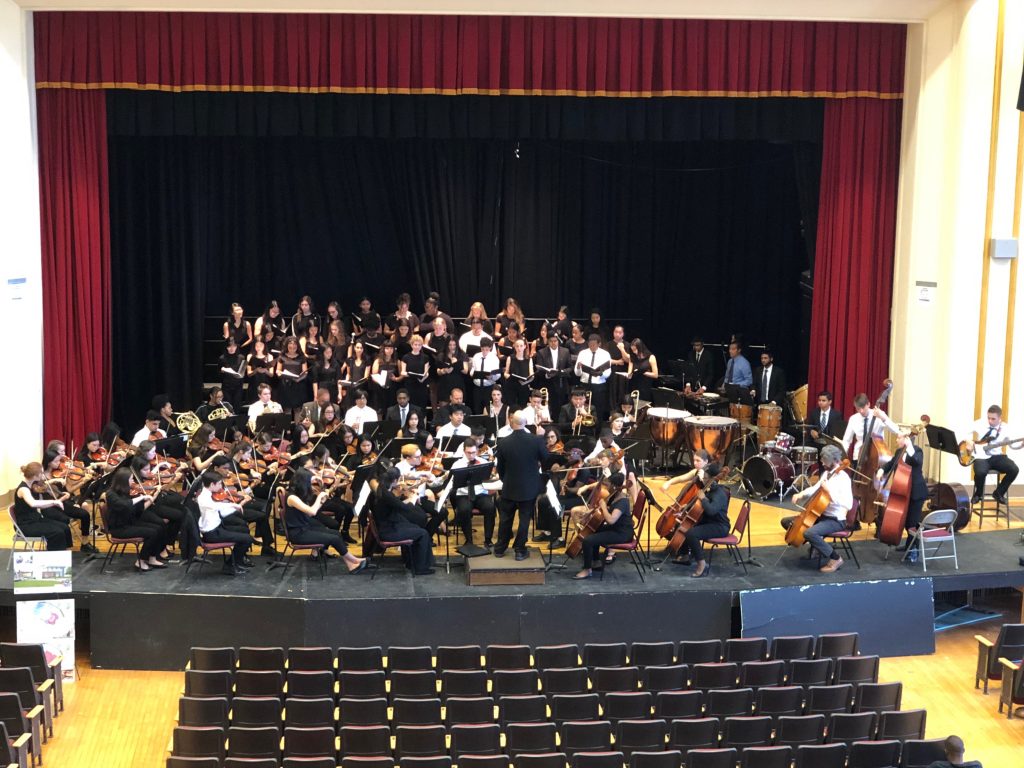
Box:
808, 98, 903, 413
37, 89, 111, 441
34, 13, 905, 98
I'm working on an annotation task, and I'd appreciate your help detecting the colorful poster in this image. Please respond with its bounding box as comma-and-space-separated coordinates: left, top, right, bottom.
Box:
16, 599, 76, 683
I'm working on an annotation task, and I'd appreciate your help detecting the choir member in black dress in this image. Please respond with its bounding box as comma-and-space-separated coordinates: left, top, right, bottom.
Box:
607, 325, 632, 412
13, 462, 73, 550
325, 318, 348, 359
300, 319, 324, 363
370, 340, 400, 412
372, 467, 436, 575
313, 343, 341, 403
629, 338, 659, 402
285, 468, 369, 572
254, 300, 288, 349
567, 323, 588, 367
419, 291, 455, 336
223, 302, 253, 350
275, 336, 309, 412
291, 295, 320, 338
503, 337, 534, 410
219, 337, 246, 410
325, 301, 345, 338
572, 472, 633, 580
246, 338, 276, 397
352, 296, 382, 337
400, 335, 432, 410
584, 308, 610, 343
342, 340, 371, 409
104, 467, 170, 571
494, 297, 526, 339
392, 319, 414, 360
464, 301, 495, 336
433, 336, 468, 406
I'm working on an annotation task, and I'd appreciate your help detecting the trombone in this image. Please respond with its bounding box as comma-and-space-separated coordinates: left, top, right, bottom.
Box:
572, 391, 597, 436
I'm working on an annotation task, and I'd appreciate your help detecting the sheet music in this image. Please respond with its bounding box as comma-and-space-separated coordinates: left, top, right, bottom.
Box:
371, 370, 388, 387
545, 479, 563, 515
435, 478, 454, 510
353, 482, 373, 516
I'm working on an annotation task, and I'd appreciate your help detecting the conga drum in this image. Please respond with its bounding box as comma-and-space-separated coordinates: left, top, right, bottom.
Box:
757, 404, 783, 446
646, 407, 690, 447
729, 402, 753, 424
684, 415, 741, 464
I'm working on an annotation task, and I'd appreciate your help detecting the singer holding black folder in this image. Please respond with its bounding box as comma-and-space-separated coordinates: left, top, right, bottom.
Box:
575, 334, 612, 422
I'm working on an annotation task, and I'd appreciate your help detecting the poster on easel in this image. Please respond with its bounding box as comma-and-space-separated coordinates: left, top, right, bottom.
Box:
13, 551, 76, 683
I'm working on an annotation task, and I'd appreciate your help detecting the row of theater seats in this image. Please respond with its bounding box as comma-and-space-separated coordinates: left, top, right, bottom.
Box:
974, 621, 1024, 719
0, 642, 66, 768
185, 635, 862, 675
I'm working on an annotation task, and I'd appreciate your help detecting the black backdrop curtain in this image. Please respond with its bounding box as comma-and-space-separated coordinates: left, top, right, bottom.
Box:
108, 92, 821, 425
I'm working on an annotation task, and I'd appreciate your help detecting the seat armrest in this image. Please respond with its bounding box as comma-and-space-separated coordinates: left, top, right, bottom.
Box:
976, 637, 995, 692
975, 635, 994, 647
25, 706, 43, 721
46, 655, 63, 670
999, 657, 1021, 672
36, 681, 52, 694
10, 735, 29, 750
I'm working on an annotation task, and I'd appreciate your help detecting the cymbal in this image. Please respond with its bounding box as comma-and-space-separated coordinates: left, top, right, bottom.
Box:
788, 423, 814, 429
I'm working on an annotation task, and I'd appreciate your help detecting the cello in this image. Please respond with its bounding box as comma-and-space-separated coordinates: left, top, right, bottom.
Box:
785, 458, 851, 548
565, 479, 613, 558
657, 467, 729, 555
852, 380, 894, 525
876, 418, 929, 546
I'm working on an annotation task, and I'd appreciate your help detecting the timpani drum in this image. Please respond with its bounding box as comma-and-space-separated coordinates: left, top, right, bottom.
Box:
757, 404, 783, 446
684, 415, 741, 463
646, 407, 691, 447
742, 452, 796, 498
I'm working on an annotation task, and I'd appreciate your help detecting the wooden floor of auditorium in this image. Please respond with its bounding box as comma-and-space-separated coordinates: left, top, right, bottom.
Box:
37, 593, 1024, 767
4, 478, 1024, 766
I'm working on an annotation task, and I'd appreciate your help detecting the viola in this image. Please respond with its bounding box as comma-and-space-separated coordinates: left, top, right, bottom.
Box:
148, 430, 163, 442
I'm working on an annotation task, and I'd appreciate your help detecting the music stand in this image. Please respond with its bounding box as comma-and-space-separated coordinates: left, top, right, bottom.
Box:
448, 461, 496, 558
464, 414, 496, 439
383, 437, 419, 460
255, 412, 292, 435
153, 434, 188, 459
925, 423, 960, 484
366, 420, 400, 441
725, 383, 754, 405
211, 415, 246, 442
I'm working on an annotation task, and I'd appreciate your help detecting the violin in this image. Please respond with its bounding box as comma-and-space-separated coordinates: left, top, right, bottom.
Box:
50, 455, 73, 478
361, 452, 378, 465
212, 488, 246, 504
89, 447, 109, 463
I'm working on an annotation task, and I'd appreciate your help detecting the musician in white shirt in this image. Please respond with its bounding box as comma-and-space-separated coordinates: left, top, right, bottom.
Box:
520, 390, 551, 435
449, 441, 497, 549
841, 393, 900, 464
343, 389, 379, 435
436, 405, 473, 439
131, 411, 166, 446
196, 471, 254, 576
575, 334, 612, 421
247, 383, 283, 432
783, 444, 852, 574
964, 404, 1020, 504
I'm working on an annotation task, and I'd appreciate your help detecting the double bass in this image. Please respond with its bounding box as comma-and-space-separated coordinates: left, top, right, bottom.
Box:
785, 459, 851, 548
852, 380, 893, 525
877, 417, 929, 546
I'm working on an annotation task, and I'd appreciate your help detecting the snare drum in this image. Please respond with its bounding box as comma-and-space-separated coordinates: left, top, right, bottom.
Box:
684, 415, 740, 463
774, 432, 794, 453
757, 403, 783, 446
646, 407, 691, 447
791, 446, 819, 466
742, 452, 796, 498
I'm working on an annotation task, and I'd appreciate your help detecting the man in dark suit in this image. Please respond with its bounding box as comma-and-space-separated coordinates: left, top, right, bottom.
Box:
687, 336, 716, 391
384, 389, 424, 430
536, 334, 572, 417
752, 351, 787, 407
300, 388, 333, 427
494, 411, 550, 560
807, 390, 846, 441
879, 433, 929, 553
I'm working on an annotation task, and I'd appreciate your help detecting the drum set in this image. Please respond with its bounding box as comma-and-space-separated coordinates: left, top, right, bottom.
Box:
740, 417, 822, 500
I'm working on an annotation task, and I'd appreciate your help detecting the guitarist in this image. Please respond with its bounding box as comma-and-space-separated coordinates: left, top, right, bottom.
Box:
964, 404, 1019, 505
783, 445, 853, 574
877, 433, 928, 553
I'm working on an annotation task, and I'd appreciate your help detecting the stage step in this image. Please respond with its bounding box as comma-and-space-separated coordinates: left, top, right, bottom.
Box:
465, 549, 546, 586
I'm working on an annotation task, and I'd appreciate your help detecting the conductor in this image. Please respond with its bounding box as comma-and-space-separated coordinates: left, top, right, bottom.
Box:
494, 410, 550, 560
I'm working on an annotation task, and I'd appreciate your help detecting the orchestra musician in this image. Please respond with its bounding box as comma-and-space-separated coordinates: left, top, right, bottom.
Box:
842, 393, 900, 467
197, 470, 255, 576
301, 388, 334, 428
311, 402, 343, 438
575, 334, 612, 422
571, 473, 632, 580
751, 349, 787, 416
449, 440, 498, 550
720, 340, 753, 392
395, 443, 441, 507
536, 333, 571, 417
343, 389, 378, 436
675, 459, 730, 578
247, 383, 283, 433
152, 394, 180, 438
808, 390, 846, 441
41, 446, 94, 549
186, 423, 225, 474
782, 444, 852, 574
128, 453, 186, 547
558, 389, 591, 434
494, 411, 549, 560
877, 433, 928, 553
105, 467, 172, 570
435, 388, 466, 426
286, 468, 368, 572
14, 462, 74, 550
520, 390, 551, 436
196, 386, 235, 423
397, 410, 429, 441
964, 404, 1020, 504
372, 467, 436, 575
436, 404, 472, 439
131, 410, 166, 447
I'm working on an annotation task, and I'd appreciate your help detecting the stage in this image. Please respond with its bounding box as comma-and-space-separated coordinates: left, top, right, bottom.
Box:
2, 526, 1021, 671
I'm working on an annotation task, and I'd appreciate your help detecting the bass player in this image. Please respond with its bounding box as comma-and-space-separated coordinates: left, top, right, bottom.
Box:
963, 404, 1019, 505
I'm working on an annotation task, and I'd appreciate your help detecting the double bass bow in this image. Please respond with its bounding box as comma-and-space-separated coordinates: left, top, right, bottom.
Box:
852, 379, 894, 525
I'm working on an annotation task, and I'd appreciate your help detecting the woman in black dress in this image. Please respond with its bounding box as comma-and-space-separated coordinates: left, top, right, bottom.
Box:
398, 410, 429, 441
486, 386, 510, 435
629, 338, 659, 403
291, 295, 320, 338
400, 335, 431, 410
464, 301, 494, 336
503, 337, 534, 410
567, 323, 588, 367
371, 341, 400, 412
434, 336, 468, 405
104, 467, 171, 572
300, 319, 323, 361
219, 337, 246, 410
313, 343, 341, 403
223, 302, 253, 350
12, 462, 73, 550
343, 340, 372, 409
285, 468, 368, 572
246, 337, 275, 396
276, 336, 308, 412
187, 423, 227, 474
392, 319, 414, 359
325, 319, 348, 359
254, 300, 288, 349
372, 467, 435, 575
494, 297, 525, 340
571, 473, 633, 580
